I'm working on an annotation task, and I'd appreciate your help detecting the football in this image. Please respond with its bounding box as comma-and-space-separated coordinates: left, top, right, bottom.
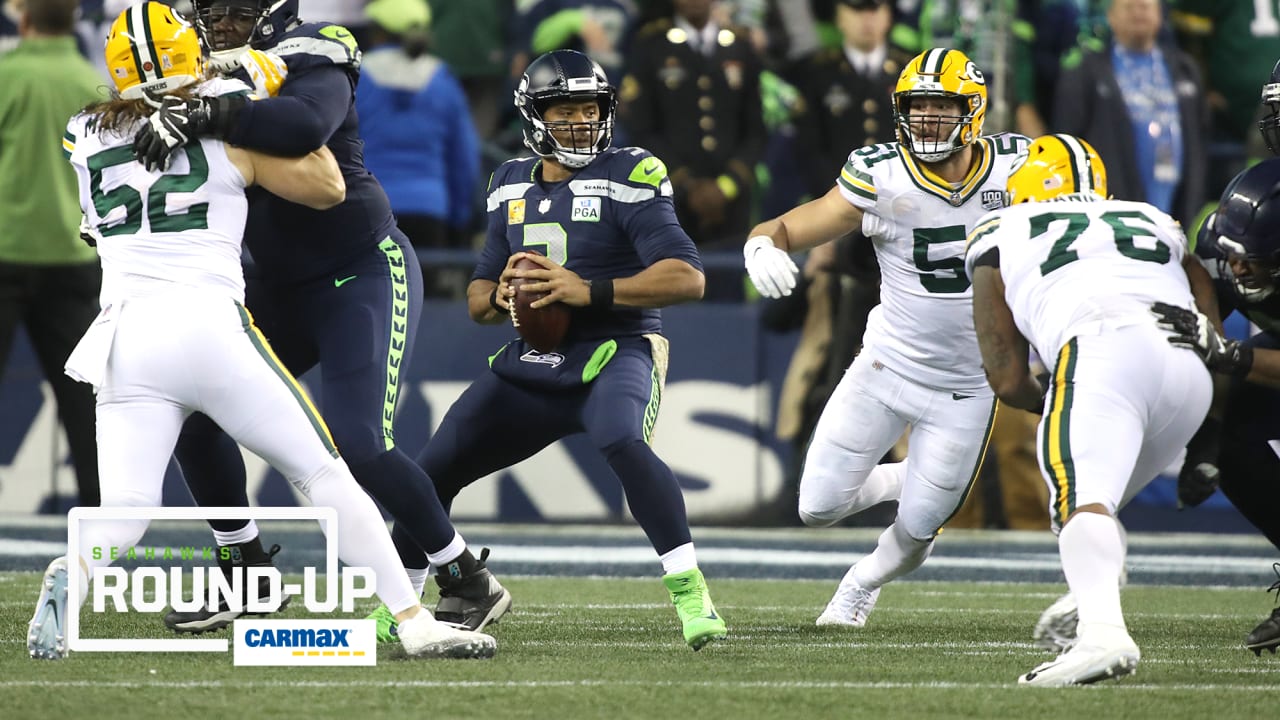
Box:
509, 251, 571, 352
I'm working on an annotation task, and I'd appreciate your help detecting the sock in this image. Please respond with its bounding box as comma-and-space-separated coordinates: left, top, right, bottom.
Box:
426, 533, 468, 569
406, 567, 430, 598
348, 450, 457, 554
1059, 512, 1127, 633
852, 521, 934, 589
605, 440, 692, 555
212, 523, 259, 547
174, 414, 252, 534
659, 542, 697, 575
297, 458, 418, 615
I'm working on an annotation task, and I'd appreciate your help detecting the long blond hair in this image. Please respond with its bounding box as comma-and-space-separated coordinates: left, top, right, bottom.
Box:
80, 83, 205, 135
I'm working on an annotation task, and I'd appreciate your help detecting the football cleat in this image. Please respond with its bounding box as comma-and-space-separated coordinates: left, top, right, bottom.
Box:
1032, 592, 1079, 652
1246, 563, 1280, 656
367, 603, 399, 643
28, 557, 70, 661
816, 565, 880, 627
663, 568, 727, 650
396, 610, 496, 659
1019, 624, 1139, 687
163, 540, 288, 634
434, 548, 512, 632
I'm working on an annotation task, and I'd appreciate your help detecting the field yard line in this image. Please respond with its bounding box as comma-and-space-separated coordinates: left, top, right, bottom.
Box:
1, 679, 1278, 692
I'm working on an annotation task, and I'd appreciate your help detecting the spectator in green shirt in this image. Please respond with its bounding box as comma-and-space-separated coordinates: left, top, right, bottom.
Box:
0, 0, 106, 508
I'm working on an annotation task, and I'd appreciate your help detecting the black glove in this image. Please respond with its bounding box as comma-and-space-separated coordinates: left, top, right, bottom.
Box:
1152, 301, 1253, 378
132, 93, 247, 172
1178, 417, 1224, 509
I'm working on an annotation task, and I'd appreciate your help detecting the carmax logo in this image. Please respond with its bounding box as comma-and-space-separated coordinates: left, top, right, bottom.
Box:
234, 619, 376, 666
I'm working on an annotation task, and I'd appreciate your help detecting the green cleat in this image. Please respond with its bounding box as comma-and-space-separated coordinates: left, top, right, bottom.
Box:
367, 604, 397, 643
663, 568, 727, 651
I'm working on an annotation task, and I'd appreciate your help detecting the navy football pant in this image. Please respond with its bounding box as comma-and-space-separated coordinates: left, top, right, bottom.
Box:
1218, 334, 1280, 552
177, 231, 460, 555
392, 336, 693, 568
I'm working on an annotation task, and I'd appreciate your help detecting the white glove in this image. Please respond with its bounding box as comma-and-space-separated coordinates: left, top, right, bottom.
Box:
744, 235, 799, 298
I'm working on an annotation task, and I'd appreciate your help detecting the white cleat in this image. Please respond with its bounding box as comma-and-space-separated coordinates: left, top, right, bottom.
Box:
1032, 591, 1079, 652
396, 609, 497, 659
28, 557, 69, 661
1019, 625, 1140, 687
816, 568, 881, 627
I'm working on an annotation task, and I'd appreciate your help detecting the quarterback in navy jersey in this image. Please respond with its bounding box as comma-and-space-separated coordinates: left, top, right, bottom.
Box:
1159, 156, 1280, 656
129, 0, 509, 639
385, 50, 727, 651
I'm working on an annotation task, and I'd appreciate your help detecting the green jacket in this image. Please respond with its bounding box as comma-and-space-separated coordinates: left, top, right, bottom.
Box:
0, 36, 104, 265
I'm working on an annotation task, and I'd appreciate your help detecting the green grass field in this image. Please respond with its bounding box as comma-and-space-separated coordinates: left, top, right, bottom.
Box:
3, 573, 1280, 719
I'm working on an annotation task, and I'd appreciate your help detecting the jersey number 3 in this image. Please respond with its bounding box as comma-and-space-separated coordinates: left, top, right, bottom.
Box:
88, 145, 210, 237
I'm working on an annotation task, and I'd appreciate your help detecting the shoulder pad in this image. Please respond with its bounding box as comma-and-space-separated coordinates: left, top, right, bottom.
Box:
617, 148, 670, 190
269, 23, 361, 72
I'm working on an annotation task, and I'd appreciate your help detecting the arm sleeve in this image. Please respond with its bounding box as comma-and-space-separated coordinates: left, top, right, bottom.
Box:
622, 196, 703, 271
963, 214, 1004, 280
472, 172, 511, 282
225, 65, 353, 156
834, 150, 879, 212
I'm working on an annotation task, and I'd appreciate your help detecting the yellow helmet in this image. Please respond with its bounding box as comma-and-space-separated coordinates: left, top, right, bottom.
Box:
1006, 134, 1108, 204
892, 48, 986, 162
104, 2, 204, 100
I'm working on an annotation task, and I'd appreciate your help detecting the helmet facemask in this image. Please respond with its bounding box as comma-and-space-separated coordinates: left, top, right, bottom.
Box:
1260, 82, 1280, 156
517, 85, 615, 169
893, 91, 979, 163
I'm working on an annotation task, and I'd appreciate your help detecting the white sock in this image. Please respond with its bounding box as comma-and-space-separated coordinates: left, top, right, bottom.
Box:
212, 522, 260, 547
406, 567, 429, 598
1059, 512, 1127, 633
660, 542, 697, 575
300, 459, 418, 615
425, 532, 467, 568
852, 521, 933, 589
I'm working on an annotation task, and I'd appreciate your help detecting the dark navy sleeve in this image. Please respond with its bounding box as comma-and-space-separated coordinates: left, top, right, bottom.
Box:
472, 169, 512, 282
613, 152, 702, 272
225, 65, 353, 156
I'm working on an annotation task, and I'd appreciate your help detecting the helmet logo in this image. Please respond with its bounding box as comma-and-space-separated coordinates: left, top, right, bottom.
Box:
961, 61, 985, 86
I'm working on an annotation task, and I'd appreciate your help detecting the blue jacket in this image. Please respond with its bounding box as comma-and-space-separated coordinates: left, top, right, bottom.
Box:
355, 45, 480, 229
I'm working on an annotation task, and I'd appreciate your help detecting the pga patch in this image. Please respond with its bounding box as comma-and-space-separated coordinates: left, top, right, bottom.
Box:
981, 189, 1005, 210
508, 199, 526, 225
571, 196, 602, 222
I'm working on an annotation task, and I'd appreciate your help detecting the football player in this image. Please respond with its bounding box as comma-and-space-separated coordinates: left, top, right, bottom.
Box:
28, 2, 494, 661
966, 134, 1215, 685
744, 48, 1029, 627
129, 0, 510, 637
1154, 156, 1280, 657
371, 49, 725, 651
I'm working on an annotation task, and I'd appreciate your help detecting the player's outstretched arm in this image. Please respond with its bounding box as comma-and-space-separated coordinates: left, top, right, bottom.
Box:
227, 144, 345, 210
745, 187, 864, 299
972, 264, 1044, 411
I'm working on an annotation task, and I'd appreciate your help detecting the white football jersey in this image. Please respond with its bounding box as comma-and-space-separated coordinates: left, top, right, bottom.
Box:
963, 196, 1194, 362
66, 78, 251, 303
835, 133, 1030, 391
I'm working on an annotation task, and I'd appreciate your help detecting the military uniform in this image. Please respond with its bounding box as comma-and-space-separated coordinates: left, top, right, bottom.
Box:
794, 44, 914, 198
618, 18, 765, 248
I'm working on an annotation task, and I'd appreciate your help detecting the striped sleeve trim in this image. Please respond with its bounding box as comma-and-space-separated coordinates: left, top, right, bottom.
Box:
837, 166, 876, 201
62, 131, 75, 159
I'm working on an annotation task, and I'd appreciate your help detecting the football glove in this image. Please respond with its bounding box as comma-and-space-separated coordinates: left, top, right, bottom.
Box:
1177, 417, 1223, 509
132, 93, 247, 172
78, 216, 103, 248
1151, 301, 1253, 378
209, 48, 289, 99
744, 236, 799, 299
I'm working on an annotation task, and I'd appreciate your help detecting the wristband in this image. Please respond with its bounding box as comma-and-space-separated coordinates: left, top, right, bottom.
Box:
589, 278, 614, 309
489, 286, 504, 313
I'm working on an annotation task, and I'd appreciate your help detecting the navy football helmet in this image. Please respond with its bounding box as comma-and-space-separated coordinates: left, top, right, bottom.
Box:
514, 50, 616, 169
1260, 58, 1280, 155
1209, 159, 1280, 300
193, 0, 300, 52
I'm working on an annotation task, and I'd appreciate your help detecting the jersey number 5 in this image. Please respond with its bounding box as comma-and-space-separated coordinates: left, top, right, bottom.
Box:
913, 225, 971, 293
88, 145, 210, 237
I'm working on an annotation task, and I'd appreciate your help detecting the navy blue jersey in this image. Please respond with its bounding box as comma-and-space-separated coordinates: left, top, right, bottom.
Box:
475, 147, 702, 342
235, 22, 395, 285
1197, 224, 1280, 338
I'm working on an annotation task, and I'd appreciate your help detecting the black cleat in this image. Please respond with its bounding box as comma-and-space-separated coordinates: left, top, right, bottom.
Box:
434, 547, 512, 632
1245, 563, 1280, 657
164, 539, 289, 634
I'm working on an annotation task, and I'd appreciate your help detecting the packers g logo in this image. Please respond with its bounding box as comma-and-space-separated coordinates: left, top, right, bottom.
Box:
962, 61, 986, 86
